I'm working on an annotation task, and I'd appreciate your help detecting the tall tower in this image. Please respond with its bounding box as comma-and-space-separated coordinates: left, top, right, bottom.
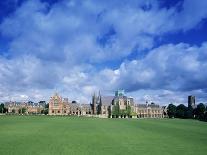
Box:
188, 95, 195, 109
97, 91, 102, 115
92, 93, 97, 115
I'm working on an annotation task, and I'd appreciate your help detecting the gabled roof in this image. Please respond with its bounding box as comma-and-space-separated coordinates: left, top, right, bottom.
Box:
81, 104, 91, 108
101, 96, 114, 106
136, 103, 161, 108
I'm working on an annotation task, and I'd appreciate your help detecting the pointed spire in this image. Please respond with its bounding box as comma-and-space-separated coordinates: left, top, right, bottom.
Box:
93, 91, 96, 97
98, 90, 101, 97
54, 87, 58, 96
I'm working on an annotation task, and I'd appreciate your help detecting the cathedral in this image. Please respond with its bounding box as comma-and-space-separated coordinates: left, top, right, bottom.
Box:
48, 90, 164, 118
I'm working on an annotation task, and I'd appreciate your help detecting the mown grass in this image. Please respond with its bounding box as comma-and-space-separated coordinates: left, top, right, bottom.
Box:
0, 116, 206, 155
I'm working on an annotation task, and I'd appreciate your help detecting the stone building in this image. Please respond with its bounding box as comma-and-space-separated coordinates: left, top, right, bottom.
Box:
49, 90, 164, 118
135, 103, 163, 118
5, 101, 44, 114
48, 93, 89, 116
49, 93, 67, 115
92, 90, 164, 118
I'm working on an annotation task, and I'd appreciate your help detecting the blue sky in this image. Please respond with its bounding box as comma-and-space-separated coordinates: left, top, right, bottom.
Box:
0, 0, 207, 105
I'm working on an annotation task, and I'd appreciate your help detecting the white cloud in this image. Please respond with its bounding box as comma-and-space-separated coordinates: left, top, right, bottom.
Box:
0, 0, 207, 104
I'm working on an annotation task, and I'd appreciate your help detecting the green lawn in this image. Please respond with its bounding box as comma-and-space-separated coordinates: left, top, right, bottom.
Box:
0, 116, 206, 155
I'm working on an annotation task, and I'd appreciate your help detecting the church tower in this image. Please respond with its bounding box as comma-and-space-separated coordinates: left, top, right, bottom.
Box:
92, 93, 97, 115
97, 91, 102, 115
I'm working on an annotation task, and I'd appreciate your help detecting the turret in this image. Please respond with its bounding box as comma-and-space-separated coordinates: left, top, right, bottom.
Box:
92, 93, 97, 115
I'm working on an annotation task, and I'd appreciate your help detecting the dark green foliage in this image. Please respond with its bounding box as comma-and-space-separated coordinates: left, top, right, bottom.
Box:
18, 107, 26, 114
167, 102, 207, 121
185, 108, 194, 118
126, 105, 131, 116
167, 104, 176, 118
112, 102, 120, 117
0, 103, 7, 113
45, 103, 49, 109
176, 104, 187, 118
112, 103, 132, 118
204, 112, 207, 122
194, 103, 206, 120
43, 109, 48, 115
12, 109, 15, 113
40, 104, 49, 115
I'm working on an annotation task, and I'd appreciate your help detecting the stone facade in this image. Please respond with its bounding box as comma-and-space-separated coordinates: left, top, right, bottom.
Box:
48, 93, 68, 115
48, 93, 90, 116
5, 90, 164, 118
5, 101, 44, 114
91, 90, 164, 118
135, 103, 163, 118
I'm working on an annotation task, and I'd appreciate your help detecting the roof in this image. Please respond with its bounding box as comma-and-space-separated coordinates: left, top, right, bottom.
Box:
101, 96, 114, 106
69, 103, 80, 108
136, 104, 160, 108
136, 104, 147, 108
81, 104, 91, 108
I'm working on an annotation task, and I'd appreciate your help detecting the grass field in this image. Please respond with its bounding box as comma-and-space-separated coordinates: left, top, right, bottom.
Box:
0, 116, 207, 155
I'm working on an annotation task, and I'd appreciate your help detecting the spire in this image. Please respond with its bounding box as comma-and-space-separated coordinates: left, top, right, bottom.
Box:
98, 90, 101, 97
54, 87, 59, 96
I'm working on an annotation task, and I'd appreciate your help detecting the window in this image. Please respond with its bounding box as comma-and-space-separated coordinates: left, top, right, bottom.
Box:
54, 99, 59, 106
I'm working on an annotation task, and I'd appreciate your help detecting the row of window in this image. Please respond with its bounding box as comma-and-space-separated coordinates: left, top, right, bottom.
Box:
137, 110, 161, 113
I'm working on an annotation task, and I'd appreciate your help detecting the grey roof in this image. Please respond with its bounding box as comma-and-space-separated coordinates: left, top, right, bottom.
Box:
148, 104, 160, 108
69, 103, 80, 108
136, 104, 148, 108
101, 96, 114, 106
113, 95, 128, 100
81, 104, 91, 108
136, 104, 160, 108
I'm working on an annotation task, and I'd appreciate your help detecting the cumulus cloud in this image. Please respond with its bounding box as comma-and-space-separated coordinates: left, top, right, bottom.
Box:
0, 0, 207, 104
2, 0, 206, 62
100, 42, 207, 104
113, 42, 207, 91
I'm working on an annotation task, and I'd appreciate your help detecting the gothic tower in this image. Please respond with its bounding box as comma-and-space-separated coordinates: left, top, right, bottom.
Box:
92, 93, 97, 115
97, 91, 102, 115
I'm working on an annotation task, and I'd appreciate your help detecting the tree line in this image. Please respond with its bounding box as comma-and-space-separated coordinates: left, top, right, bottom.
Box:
167, 103, 207, 121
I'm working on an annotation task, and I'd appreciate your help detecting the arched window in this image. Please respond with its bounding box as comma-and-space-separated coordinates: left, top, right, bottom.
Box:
54, 99, 59, 106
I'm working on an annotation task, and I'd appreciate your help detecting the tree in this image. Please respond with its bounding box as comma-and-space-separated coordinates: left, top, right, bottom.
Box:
185, 108, 193, 119
43, 104, 49, 115
45, 103, 49, 109
119, 109, 126, 117
0, 103, 7, 113
43, 109, 48, 115
18, 107, 27, 114
112, 102, 120, 117
12, 109, 15, 113
195, 103, 206, 120
126, 105, 131, 117
167, 104, 176, 118
176, 104, 187, 118
204, 112, 207, 122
